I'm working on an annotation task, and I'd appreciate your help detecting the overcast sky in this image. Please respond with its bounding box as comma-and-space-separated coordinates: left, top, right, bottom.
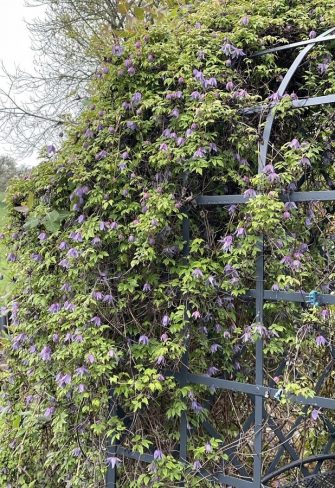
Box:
0, 1, 43, 166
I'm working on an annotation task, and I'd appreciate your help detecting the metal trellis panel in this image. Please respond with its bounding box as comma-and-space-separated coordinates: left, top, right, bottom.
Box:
106, 27, 335, 488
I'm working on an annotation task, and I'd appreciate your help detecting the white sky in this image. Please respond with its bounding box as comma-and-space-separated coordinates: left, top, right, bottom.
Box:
0, 0, 43, 166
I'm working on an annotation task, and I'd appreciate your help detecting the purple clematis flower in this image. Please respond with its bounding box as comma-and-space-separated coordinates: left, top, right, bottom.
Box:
219, 235, 233, 252
192, 268, 203, 278
55, 373, 72, 388
126, 121, 137, 130
162, 314, 170, 327
90, 316, 102, 326
48, 303, 61, 313
95, 150, 108, 161
44, 406, 55, 418
316, 335, 327, 347
112, 45, 124, 56
289, 138, 301, 149
193, 147, 207, 158
106, 456, 121, 468
40, 346, 52, 362
153, 449, 163, 461
67, 248, 79, 259
76, 366, 88, 377
139, 335, 149, 345
193, 460, 202, 471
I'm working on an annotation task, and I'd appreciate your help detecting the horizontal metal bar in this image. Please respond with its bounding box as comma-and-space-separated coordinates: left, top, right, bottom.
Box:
117, 446, 154, 464
196, 190, 335, 206
185, 373, 335, 409
252, 33, 335, 57
246, 289, 335, 305
284, 190, 335, 202
200, 469, 254, 488
242, 94, 335, 115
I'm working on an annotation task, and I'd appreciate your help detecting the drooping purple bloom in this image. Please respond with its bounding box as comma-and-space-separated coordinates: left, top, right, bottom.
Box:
40, 346, 52, 362
131, 92, 142, 105
268, 91, 282, 103
77, 214, 85, 224
44, 406, 55, 418
106, 456, 121, 468
311, 409, 320, 421
76, 365, 88, 377
309, 30, 317, 39
86, 354, 95, 364
153, 449, 163, 461
55, 373, 72, 388
192, 268, 203, 278
219, 235, 233, 252
226, 80, 234, 91
170, 108, 180, 118
103, 294, 115, 304
61, 282, 71, 292
156, 355, 165, 366
210, 343, 221, 353
90, 316, 102, 327
204, 77, 217, 89
84, 128, 94, 138
59, 258, 70, 269
78, 384, 86, 393
160, 143, 168, 151
95, 150, 108, 161
31, 253, 43, 262
112, 45, 124, 56
126, 121, 137, 130
48, 303, 62, 313
7, 253, 17, 262
47, 144, 56, 155
59, 241, 68, 251
235, 227, 246, 238
221, 42, 245, 59
12, 333, 27, 350
317, 60, 329, 75
162, 314, 170, 327
63, 301, 76, 312
241, 15, 249, 26
207, 366, 219, 376
38, 232, 47, 241
67, 248, 79, 259
244, 188, 257, 198
69, 231, 83, 242
193, 460, 202, 471
139, 335, 149, 345
233, 89, 249, 98
321, 309, 330, 320
289, 138, 301, 149
191, 400, 203, 413
193, 147, 207, 159
143, 283, 151, 292
316, 335, 327, 347
191, 91, 202, 100
300, 156, 311, 168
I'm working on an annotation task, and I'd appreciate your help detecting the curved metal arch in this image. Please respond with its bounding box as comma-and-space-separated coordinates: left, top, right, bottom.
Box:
258, 26, 335, 172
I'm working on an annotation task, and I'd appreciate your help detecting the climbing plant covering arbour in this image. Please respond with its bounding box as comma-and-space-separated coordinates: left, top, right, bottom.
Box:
1, 0, 335, 485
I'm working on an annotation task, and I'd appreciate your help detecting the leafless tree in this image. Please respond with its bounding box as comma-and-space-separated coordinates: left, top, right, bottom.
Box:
0, 0, 160, 157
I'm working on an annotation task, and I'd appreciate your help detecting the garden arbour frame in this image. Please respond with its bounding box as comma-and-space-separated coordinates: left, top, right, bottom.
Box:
106, 28, 335, 488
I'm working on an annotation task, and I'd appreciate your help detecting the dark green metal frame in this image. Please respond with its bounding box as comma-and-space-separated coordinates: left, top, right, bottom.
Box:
107, 29, 335, 487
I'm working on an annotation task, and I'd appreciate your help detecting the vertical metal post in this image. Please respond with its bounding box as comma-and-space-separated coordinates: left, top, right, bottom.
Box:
254, 240, 264, 486
179, 172, 190, 469
106, 390, 117, 488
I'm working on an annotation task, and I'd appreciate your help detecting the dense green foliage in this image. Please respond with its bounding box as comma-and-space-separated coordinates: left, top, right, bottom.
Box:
1, 0, 335, 486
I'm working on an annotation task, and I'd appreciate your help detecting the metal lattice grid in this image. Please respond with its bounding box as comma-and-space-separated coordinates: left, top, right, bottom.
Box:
106, 28, 335, 488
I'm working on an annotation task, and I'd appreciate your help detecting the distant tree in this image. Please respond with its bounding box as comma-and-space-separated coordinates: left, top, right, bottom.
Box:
0, 0, 164, 157
0, 155, 26, 192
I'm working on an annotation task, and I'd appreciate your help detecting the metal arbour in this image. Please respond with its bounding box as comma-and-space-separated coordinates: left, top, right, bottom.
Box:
107, 29, 335, 487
